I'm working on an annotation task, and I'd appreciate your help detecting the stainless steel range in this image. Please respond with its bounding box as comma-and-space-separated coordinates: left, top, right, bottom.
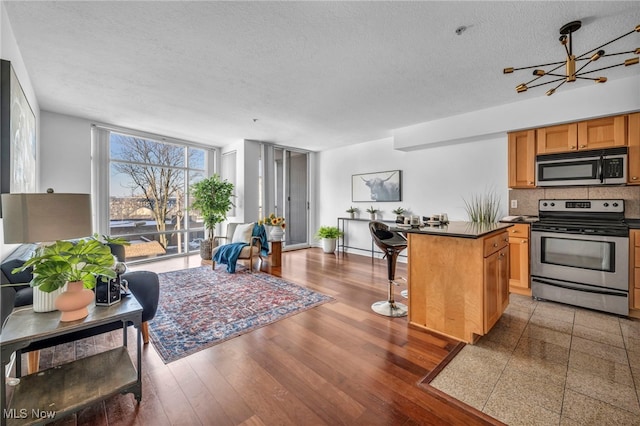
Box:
531, 199, 629, 316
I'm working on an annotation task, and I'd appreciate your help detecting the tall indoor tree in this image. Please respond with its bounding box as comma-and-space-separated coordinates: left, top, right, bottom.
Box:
190, 174, 235, 258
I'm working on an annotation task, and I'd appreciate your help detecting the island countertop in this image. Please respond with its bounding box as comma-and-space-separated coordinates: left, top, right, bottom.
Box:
393, 221, 513, 239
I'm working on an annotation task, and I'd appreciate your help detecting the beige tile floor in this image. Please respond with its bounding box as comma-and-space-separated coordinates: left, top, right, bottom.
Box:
429, 294, 640, 426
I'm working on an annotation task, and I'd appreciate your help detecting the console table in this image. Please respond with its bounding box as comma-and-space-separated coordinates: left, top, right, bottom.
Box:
337, 217, 407, 261
0, 296, 143, 426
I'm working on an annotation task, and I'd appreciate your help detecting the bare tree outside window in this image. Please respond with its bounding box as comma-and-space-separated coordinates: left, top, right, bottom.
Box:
110, 133, 205, 255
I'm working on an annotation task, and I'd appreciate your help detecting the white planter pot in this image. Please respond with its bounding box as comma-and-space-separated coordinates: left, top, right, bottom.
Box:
321, 238, 337, 253
32, 284, 67, 313
269, 226, 285, 241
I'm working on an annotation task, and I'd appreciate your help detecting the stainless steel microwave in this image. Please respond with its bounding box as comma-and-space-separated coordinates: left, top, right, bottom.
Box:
535, 147, 627, 187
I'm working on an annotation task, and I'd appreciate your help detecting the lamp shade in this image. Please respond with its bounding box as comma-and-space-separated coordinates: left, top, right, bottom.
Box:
1, 193, 92, 243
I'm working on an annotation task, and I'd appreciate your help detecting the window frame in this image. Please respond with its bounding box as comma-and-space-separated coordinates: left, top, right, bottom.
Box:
92, 124, 217, 263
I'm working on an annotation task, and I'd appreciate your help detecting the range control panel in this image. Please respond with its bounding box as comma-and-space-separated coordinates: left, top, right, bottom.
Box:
538, 199, 624, 214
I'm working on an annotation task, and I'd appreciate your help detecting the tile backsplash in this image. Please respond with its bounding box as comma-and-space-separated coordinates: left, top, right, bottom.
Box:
509, 186, 640, 218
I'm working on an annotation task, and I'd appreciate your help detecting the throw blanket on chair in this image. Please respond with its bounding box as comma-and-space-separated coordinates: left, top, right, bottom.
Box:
213, 224, 270, 273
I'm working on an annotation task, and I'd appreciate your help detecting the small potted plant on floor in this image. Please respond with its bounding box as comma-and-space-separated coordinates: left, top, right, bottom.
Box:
346, 206, 359, 219
315, 226, 344, 253
366, 205, 379, 220
392, 207, 406, 223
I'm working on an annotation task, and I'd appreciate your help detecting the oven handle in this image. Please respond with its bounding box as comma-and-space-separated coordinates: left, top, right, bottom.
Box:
532, 277, 627, 297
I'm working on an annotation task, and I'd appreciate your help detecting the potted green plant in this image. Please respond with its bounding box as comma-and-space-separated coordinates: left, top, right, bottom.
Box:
190, 174, 235, 259
315, 226, 344, 253
14, 239, 118, 321
366, 205, 379, 220
392, 207, 406, 223
346, 206, 359, 219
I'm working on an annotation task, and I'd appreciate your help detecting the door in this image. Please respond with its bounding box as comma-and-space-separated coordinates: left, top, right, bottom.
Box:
274, 148, 309, 249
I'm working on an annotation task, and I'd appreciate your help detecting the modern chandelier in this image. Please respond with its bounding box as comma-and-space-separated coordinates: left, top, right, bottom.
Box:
503, 21, 639, 96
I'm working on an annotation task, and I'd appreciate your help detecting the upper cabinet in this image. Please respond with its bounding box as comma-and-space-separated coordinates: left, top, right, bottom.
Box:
508, 130, 536, 188
536, 123, 577, 154
629, 113, 640, 185
536, 116, 627, 155
577, 115, 627, 151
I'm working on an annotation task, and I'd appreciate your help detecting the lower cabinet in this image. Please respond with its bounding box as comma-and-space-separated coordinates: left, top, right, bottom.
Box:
508, 223, 530, 296
484, 241, 509, 332
632, 230, 640, 309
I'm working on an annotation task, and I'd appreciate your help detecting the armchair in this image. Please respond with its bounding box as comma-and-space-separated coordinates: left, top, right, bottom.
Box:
211, 222, 269, 273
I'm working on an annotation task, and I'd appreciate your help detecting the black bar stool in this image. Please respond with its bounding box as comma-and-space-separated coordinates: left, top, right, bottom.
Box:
368, 221, 408, 317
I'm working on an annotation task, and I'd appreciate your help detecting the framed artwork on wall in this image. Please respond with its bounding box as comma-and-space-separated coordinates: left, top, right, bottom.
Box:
1, 59, 37, 198
352, 170, 402, 202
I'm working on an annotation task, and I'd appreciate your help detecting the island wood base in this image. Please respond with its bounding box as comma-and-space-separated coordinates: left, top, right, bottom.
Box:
407, 229, 509, 343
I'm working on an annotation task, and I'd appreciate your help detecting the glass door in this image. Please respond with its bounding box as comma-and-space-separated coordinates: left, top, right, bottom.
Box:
274, 148, 309, 249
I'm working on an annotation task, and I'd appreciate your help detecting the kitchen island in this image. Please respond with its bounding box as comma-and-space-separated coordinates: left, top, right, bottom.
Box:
400, 221, 513, 343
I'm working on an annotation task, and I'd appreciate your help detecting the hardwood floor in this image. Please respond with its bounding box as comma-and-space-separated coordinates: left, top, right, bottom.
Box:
38, 248, 501, 425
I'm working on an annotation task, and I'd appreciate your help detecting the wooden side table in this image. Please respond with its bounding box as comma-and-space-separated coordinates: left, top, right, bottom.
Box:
270, 240, 282, 267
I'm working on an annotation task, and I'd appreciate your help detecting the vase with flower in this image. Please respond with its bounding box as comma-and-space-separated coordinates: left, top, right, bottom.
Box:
260, 213, 286, 241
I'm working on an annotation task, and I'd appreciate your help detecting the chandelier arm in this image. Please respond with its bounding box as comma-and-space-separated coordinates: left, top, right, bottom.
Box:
508, 61, 566, 72
575, 29, 637, 60
601, 50, 638, 58
574, 76, 604, 81
527, 77, 566, 89
545, 72, 570, 78
577, 62, 626, 75
574, 57, 598, 75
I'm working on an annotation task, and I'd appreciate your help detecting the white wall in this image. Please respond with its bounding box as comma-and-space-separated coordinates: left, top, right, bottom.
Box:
0, 2, 40, 259
317, 136, 507, 255
39, 111, 93, 193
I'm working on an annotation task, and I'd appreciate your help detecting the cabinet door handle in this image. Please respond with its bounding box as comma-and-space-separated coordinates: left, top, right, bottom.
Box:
522, 240, 527, 244
579, 144, 586, 148
570, 146, 576, 150
493, 243, 498, 247
633, 176, 638, 180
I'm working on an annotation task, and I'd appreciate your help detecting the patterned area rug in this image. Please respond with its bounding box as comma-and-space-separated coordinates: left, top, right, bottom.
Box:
149, 266, 333, 363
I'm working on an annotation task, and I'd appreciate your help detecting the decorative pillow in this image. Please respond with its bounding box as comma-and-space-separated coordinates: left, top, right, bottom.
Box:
232, 223, 254, 244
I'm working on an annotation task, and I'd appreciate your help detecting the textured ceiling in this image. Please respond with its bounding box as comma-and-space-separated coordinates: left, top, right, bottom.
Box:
4, 1, 640, 151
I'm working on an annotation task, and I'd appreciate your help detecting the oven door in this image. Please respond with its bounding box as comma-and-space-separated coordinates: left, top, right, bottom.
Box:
531, 230, 629, 291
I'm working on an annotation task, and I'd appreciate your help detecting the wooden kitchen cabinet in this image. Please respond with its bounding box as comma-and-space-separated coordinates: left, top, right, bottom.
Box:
408, 228, 510, 343
484, 245, 509, 332
508, 223, 530, 296
628, 113, 640, 185
537, 115, 627, 155
577, 115, 627, 151
536, 123, 577, 154
508, 130, 536, 188
632, 230, 640, 310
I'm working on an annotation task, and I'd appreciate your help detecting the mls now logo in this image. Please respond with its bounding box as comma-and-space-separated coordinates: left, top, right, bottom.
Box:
3, 408, 56, 420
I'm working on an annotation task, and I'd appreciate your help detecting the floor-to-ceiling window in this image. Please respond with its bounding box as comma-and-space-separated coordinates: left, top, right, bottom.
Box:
93, 125, 215, 262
